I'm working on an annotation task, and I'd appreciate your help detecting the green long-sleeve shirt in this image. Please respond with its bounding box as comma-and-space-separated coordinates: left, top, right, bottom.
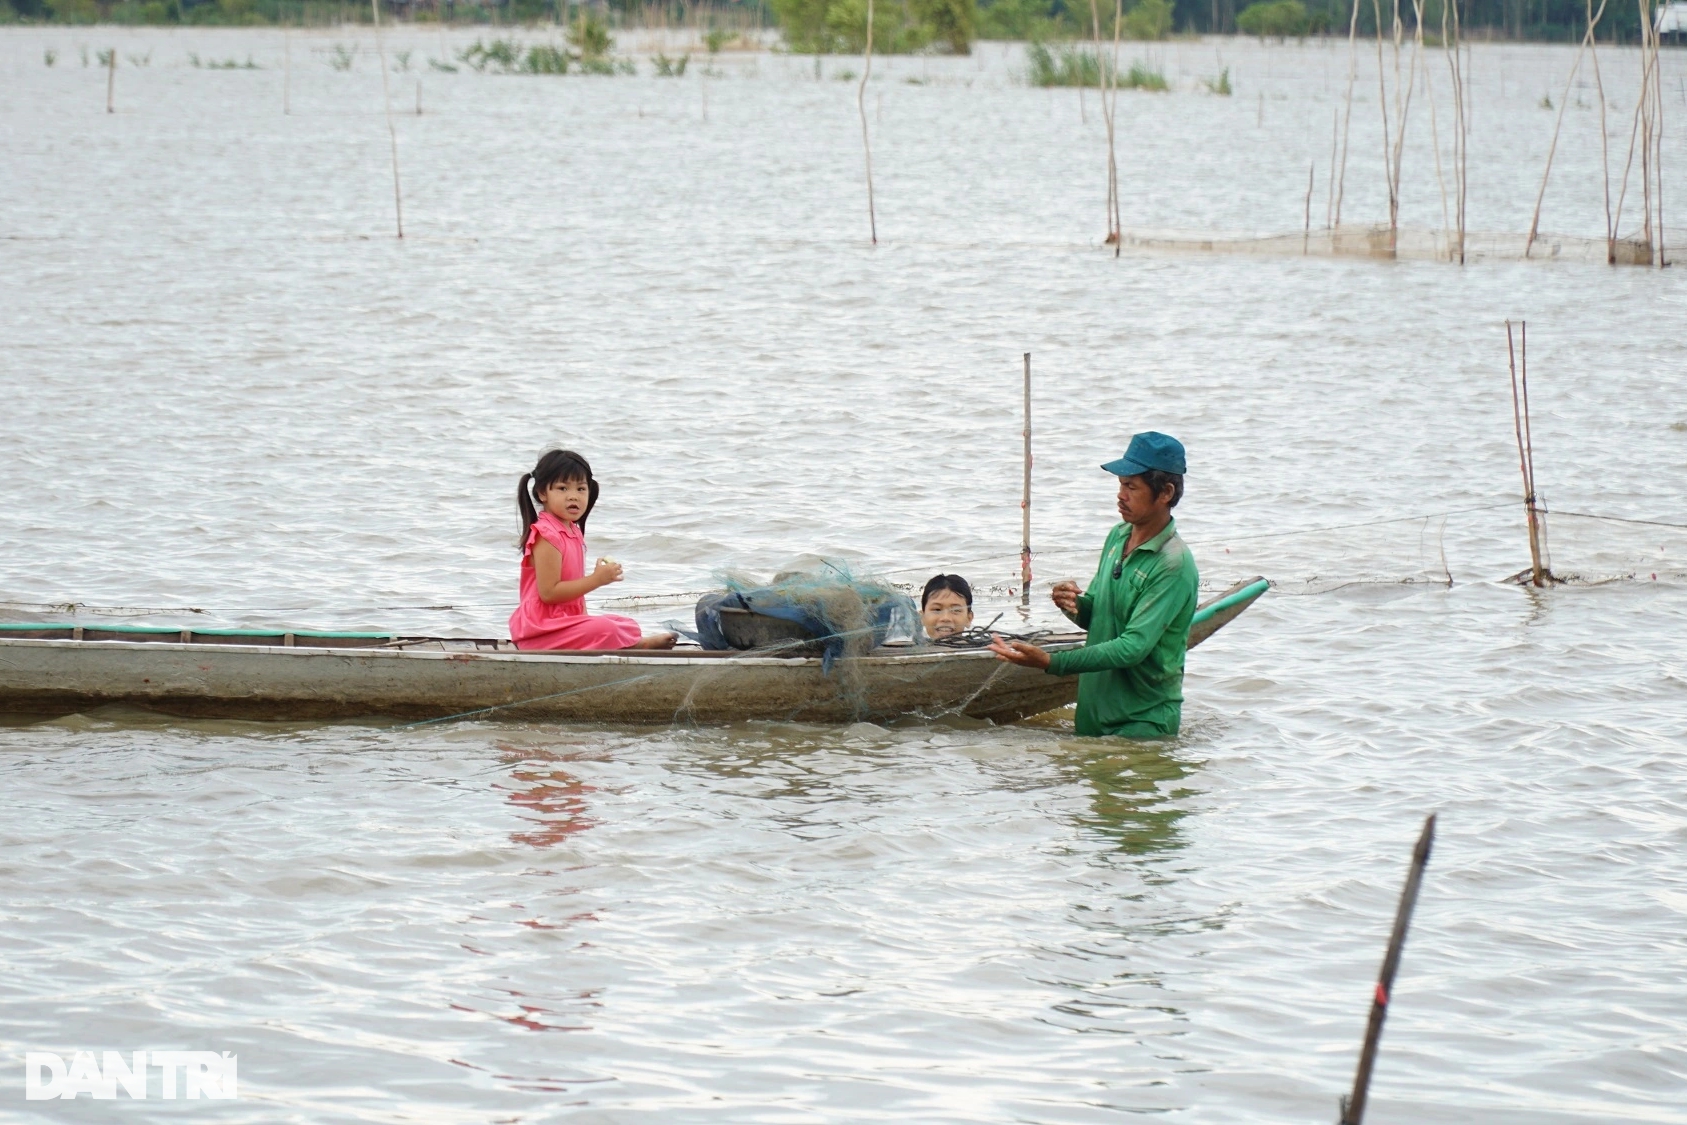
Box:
1046, 518, 1199, 738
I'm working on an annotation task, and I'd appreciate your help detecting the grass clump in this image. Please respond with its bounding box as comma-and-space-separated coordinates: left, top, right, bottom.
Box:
652, 51, 689, 76
327, 43, 356, 71
525, 43, 570, 73
190, 52, 260, 69
1202, 66, 1231, 95
1026, 43, 1166, 91
569, 12, 612, 58
44, 48, 58, 66
1025, 40, 1102, 87
1121, 60, 1167, 91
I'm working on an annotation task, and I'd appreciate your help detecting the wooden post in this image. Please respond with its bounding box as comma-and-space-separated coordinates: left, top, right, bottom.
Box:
1303, 163, 1314, 253
284, 26, 291, 115
371, 0, 405, 239
1506, 320, 1550, 587
1021, 353, 1032, 607
857, 0, 877, 245
1338, 814, 1436, 1125
106, 47, 116, 114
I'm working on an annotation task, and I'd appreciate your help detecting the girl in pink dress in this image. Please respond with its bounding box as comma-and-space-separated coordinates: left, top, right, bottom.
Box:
508, 450, 676, 652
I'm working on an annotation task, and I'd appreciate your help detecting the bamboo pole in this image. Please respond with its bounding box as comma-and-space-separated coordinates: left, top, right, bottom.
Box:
1371, 0, 1396, 240
1337, 814, 1436, 1125
1413, 0, 1450, 253
1333, 0, 1360, 227
1506, 320, 1550, 587
1109, 0, 1123, 256
1326, 106, 1340, 230
371, 0, 405, 239
1611, 31, 1658, 256
1303, 163, 1314, 253
1087, 0, 1116, 243
857, 0, 877, 245
105, 47, 116, 114
1445, 0, 1469, 262
284, 26, 292, 115
1641, 0, 1655, 256
1590, 0, 1612, 261
1524, 0, 1608, 259
1384, 0, 1416, 252
1021, 353, 1032, 608
1651, 3, 1666, 267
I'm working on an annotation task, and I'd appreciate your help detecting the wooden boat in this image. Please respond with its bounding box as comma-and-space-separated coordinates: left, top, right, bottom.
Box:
0, 578, 1268, 725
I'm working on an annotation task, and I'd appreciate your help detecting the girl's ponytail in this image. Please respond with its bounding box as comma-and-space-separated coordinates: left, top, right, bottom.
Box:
516, 472, 538, 549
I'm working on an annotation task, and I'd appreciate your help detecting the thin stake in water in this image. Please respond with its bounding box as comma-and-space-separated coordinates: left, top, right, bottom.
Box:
1021, 352, 1032, 609
371, 0, 405, 239
1338, 813, 1436, 1125
1506, 320, 1554, 586
857, 0, 877, 245
106, 47, 116, 114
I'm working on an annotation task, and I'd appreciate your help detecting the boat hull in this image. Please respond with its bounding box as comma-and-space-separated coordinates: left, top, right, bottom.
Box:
0, 577, 1266, 726
0, 639, 1079, 725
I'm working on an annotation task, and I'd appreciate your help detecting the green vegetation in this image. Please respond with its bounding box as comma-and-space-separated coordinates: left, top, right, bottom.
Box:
0, 0, 1660, 41
652, 50, 689, 75
190, 50, 260, 67
454, 27, 632, 76
524, 42, 570, 72
1236, 0, 1309, 39
769, 0, 974, 54
43, 47, 57, 64
1024, 40, 1101, 87
1202, 66, 1231, 95
327, 41, 355, 70
1121, 0, 1171, 39
568, 10, 612, 56
1025, 42, 1165, 90
1121, 59, 1166, 90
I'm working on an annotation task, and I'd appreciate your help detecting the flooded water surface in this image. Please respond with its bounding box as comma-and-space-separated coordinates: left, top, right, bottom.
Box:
2, 27, 1686, 1123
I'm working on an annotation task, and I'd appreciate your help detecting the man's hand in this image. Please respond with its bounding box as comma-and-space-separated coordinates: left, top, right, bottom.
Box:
1051, 580, 1082, 616
988, 636, 1052, 670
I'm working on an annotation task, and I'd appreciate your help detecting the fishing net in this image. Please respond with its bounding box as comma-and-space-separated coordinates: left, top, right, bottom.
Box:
691, 558, 919, 673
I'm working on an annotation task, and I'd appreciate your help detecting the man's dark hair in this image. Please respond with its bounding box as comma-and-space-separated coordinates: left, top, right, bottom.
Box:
1138, 470, 1184, 509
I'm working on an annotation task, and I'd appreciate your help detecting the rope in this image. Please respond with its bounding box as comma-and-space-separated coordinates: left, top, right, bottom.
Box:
1550, 510, 1687, 531
1207, 502, 1516, 544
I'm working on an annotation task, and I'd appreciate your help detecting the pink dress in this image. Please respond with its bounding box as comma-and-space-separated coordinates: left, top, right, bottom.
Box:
509, 512, 642, 651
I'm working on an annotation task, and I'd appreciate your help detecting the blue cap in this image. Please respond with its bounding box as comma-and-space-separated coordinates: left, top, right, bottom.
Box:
1101, 432, 1186, 477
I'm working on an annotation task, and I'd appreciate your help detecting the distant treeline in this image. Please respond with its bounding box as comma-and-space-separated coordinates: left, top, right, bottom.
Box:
1, 0, 1660, 45
980, 0, 1662, 42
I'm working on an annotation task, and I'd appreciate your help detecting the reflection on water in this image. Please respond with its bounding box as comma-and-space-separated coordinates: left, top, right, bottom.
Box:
496, 742, 600, 850
1057, 739, 1199, 858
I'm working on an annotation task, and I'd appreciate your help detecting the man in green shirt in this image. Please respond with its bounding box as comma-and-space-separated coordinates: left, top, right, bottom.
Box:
989, 432, 1199, 738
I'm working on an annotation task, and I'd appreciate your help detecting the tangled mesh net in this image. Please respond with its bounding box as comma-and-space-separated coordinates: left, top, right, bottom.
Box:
694, 557, 918, 673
